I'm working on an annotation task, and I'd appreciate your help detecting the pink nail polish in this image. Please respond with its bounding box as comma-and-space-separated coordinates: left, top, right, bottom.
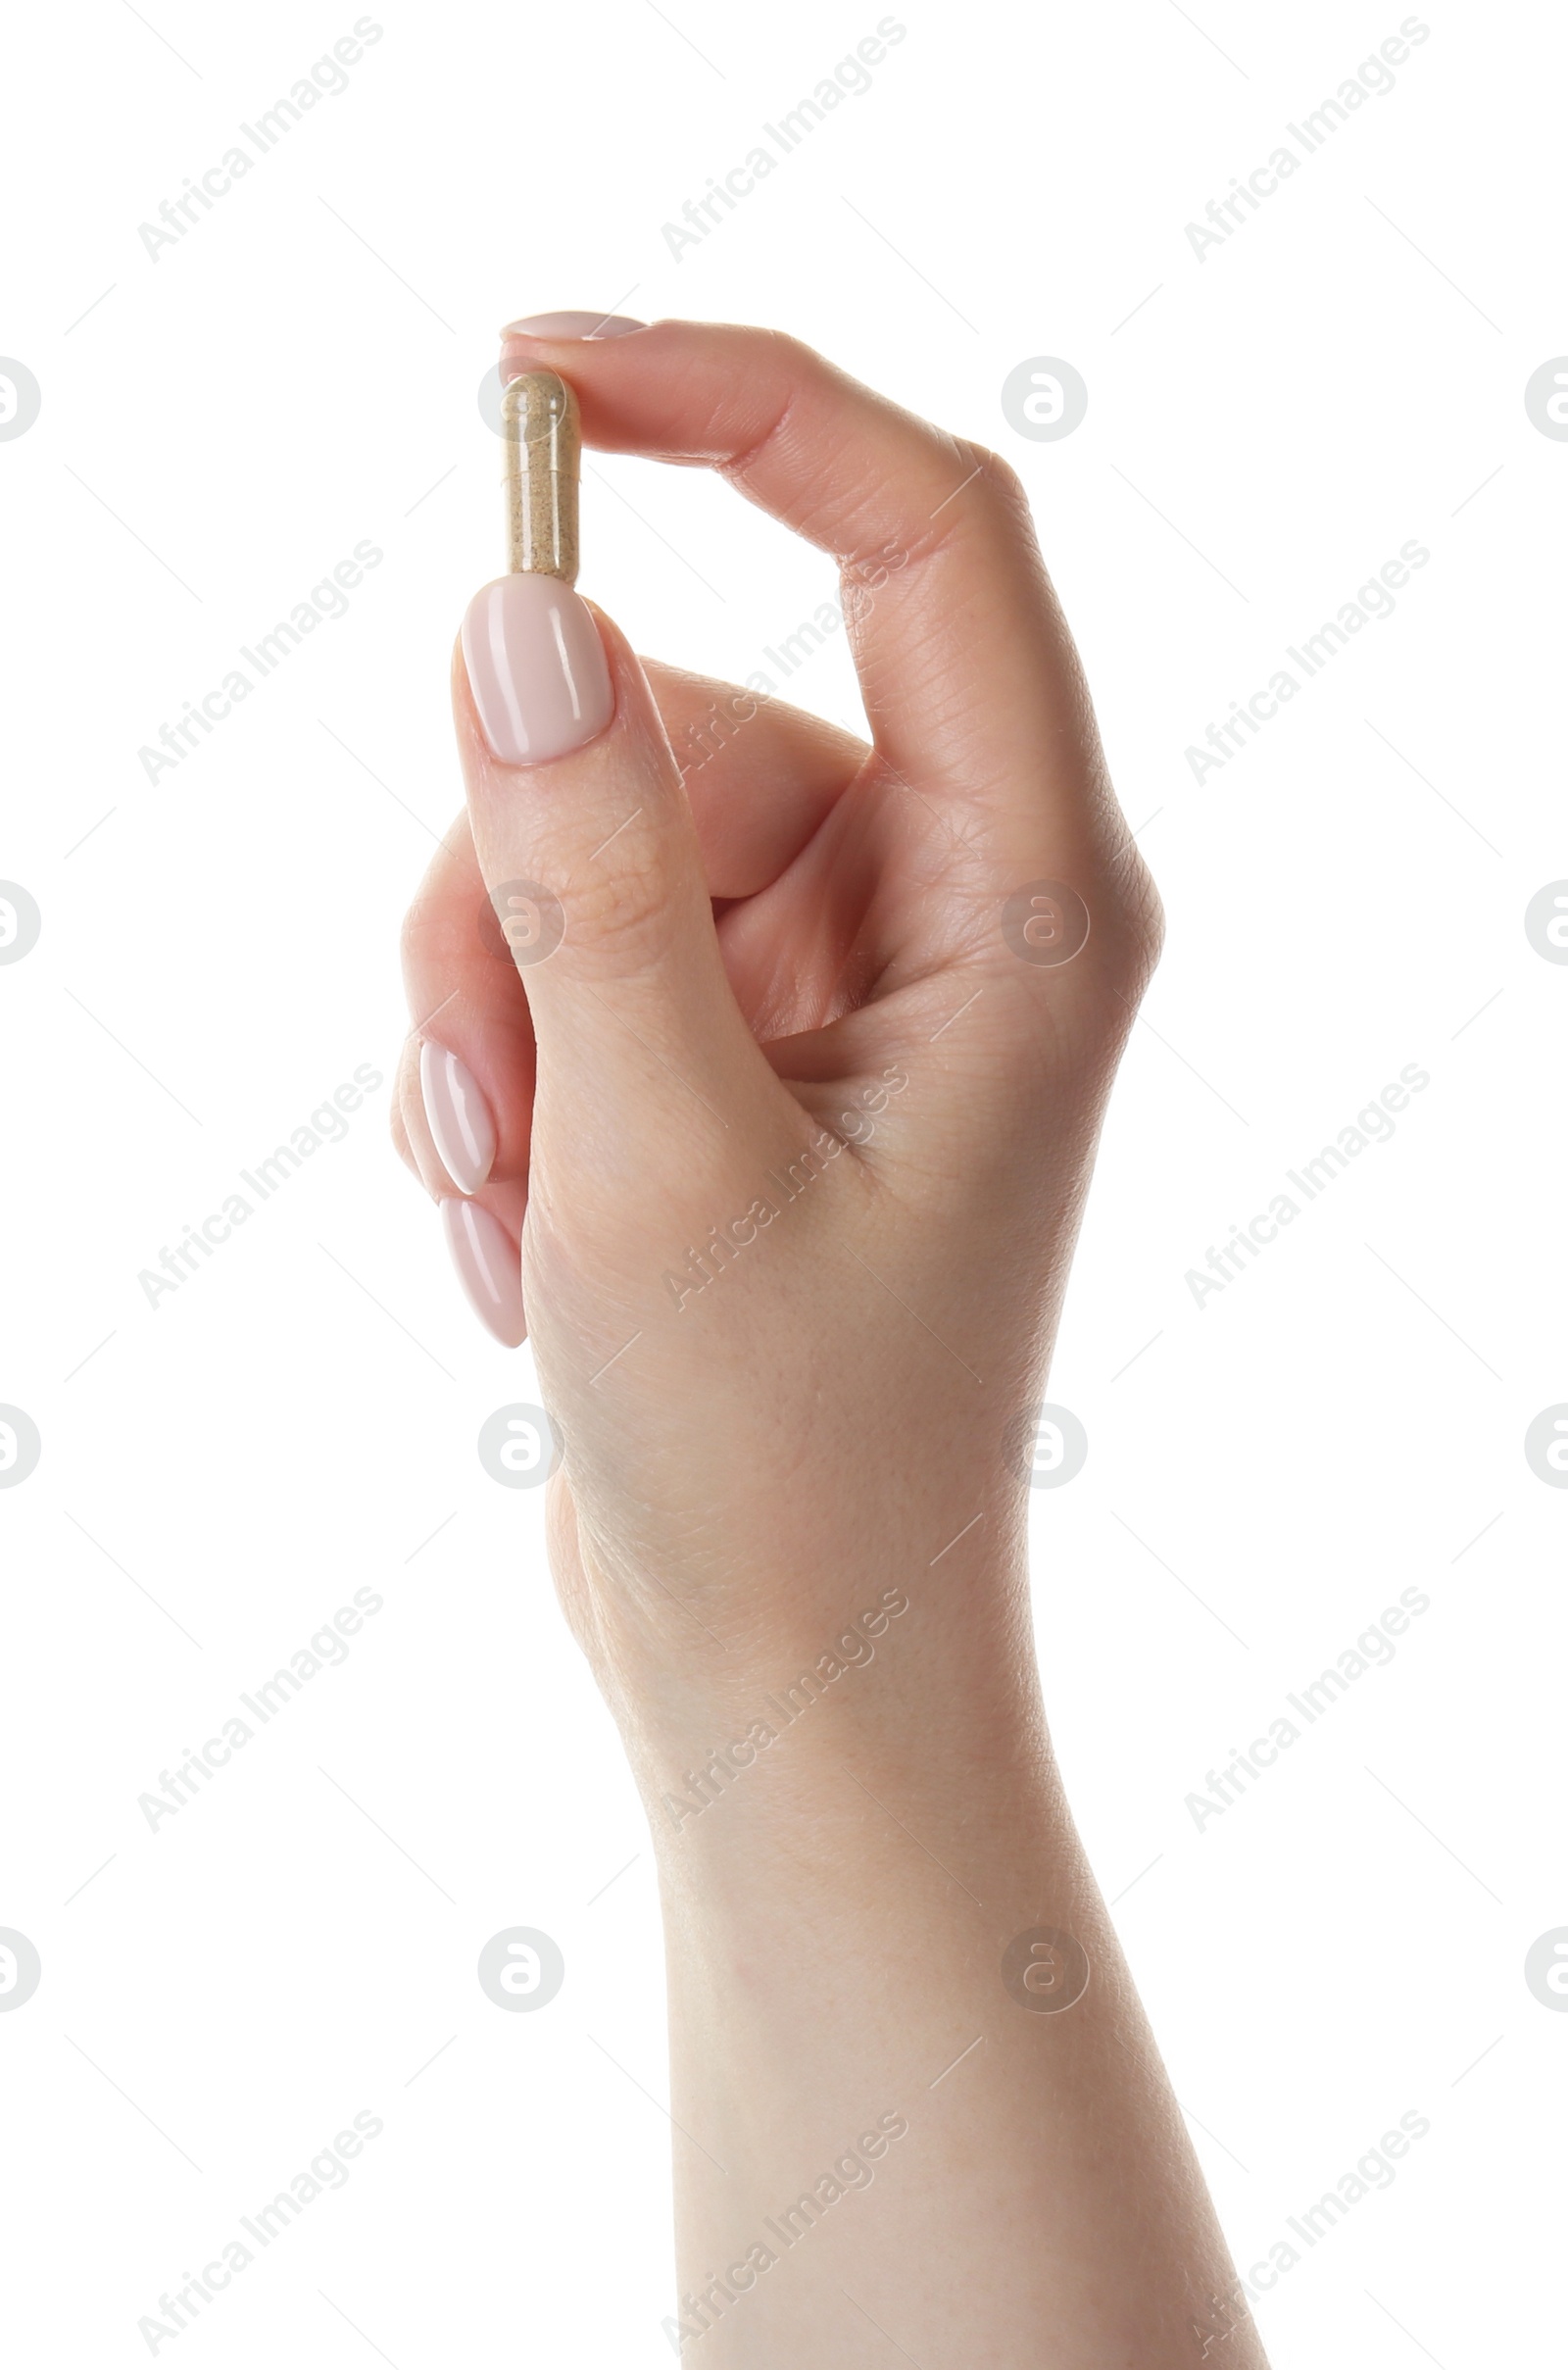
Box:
500, 311, 647, 338
440, 1199, 525, 1348
461, 575, 612, 765
419, 1041, 497, 1196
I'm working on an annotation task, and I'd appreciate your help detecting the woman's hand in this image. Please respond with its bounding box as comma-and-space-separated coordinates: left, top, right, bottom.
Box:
392, 320, 1265, 2369
394, 318, 1158, 1714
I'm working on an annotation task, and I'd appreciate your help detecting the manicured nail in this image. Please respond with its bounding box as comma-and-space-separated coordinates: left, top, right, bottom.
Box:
501, 310, 647, 338
419, 1041, 496, 1196
462, 574, 612, 765
440, 1198, 525, 1348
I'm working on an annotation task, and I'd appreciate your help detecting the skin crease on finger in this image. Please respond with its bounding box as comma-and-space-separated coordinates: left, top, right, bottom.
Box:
396, 315, 1261, 2368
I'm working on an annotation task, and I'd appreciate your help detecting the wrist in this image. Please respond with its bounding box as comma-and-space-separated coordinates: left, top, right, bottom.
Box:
590, 1537, 1058, 1891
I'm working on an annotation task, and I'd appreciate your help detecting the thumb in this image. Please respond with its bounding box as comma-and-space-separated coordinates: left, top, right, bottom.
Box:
454, 577, 768, 1145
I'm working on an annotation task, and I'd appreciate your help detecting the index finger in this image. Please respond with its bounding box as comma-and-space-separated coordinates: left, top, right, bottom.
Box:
497, 317, 1121, 864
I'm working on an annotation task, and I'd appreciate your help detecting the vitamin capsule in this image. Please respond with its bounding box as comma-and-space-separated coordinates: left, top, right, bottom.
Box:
501, 370, 580, 582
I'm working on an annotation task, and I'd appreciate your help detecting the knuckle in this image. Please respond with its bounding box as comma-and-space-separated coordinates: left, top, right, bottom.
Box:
952, 437, 1031, 520
1090, 847, 1165, 1013
1129, 862, 1167, 975
968, 438, 1028, 506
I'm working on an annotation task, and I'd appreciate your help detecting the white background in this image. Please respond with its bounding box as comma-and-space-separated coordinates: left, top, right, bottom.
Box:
2, 1, 1563, 2361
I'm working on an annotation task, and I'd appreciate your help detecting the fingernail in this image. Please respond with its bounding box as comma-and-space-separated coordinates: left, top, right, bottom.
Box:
440, 1198, 525, 1348
501, 310, 647, 338
419, 1041, 497, 1196
462, 574, 612, 765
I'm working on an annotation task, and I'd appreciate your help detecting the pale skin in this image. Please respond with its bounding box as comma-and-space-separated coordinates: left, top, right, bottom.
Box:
392, 319, 1271, 2367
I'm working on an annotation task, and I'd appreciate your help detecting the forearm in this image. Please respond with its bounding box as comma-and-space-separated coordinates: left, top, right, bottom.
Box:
613, 1553, 1267, 2367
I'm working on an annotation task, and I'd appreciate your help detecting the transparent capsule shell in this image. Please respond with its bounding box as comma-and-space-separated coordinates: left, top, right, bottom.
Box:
501, 370, 580, 582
